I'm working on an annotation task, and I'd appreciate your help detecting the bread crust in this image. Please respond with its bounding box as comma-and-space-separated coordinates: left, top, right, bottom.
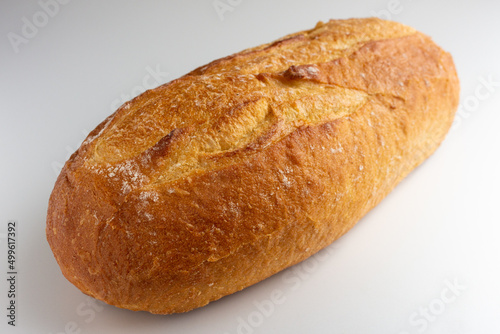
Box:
46, 18, 459, 314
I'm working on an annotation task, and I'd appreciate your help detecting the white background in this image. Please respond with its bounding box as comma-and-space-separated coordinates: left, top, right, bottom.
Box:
1, 0, 499, 333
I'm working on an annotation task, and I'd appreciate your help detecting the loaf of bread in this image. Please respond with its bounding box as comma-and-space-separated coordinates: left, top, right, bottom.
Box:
46, 18, 459, 314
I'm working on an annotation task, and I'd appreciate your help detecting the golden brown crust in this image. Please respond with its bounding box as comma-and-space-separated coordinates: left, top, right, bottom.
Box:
46, 18, 459, 314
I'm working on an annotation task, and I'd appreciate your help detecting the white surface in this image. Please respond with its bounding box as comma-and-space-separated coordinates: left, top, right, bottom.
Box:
1, 0, 499, 333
